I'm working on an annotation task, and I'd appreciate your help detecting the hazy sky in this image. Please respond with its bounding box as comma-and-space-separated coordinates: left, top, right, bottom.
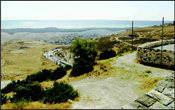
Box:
1, 1, 174, 20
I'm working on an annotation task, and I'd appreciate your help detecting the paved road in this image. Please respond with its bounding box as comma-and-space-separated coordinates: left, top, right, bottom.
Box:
43, 48, 73, 66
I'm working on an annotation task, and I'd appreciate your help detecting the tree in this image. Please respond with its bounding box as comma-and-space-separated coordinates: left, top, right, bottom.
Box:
70, 38, 98, 76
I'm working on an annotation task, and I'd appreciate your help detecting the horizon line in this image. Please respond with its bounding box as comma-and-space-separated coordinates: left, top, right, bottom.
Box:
1, 19, 174, 21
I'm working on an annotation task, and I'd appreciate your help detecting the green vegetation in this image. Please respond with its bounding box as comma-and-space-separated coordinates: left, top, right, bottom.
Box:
1, 80, 34, 94
1, 81, 78, 105
126, 38, 158, 45
118, 45, 131, 54
144, 70, 152, 74
2, 65, 71, 94
96, 36, 118, 52
10, 81, 44, 102
1, 93, 8, 105
1, 64, 78, 105
99, 49, 116, 60
70, 38, 98, 76
43, 82, 78, 104
26, 64, 71, 82
26, 69, 52, 82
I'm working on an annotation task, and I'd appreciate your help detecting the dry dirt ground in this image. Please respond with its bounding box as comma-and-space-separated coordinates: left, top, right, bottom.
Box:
1, 40, 66, 81
68, 52, 173, 109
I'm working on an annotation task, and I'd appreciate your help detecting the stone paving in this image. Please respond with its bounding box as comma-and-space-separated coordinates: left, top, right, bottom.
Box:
122, 72, 175, 109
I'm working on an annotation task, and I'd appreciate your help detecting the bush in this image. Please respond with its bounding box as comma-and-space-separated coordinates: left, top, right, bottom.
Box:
2, 66, 69, 94
43, 82, 78, 104
96, 36, 118, 52
70, 38, 98, 76
26, 69, 52, 82
1, 93, 8, 105
70, 58, 93, 76
99, 49, 116, 60
118, 45, 131, 54
50, 65, 66, 80
64, 64, 72, 71
10, 81, 44, 102
144, 70, 152, 74
1, 80, 33, 94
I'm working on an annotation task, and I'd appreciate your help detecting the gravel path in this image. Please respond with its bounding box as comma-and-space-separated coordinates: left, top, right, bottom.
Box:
69, 76, 142, 109
69, 52, 172, 109
112, 52, 173, 78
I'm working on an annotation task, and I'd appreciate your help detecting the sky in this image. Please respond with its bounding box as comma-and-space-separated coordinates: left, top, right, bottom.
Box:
1, 1, 174, 21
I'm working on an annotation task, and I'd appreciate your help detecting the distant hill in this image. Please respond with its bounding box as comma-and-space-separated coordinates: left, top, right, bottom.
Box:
1, 27, 135, 35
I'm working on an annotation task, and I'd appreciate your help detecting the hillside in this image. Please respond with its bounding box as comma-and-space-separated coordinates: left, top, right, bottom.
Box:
113, 24, 174, 46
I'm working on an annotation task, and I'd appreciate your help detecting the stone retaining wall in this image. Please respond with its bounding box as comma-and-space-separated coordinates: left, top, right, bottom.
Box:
136, 39, 174, 69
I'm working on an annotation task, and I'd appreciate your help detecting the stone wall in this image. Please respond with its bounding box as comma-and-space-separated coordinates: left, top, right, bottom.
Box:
136, 39, 174, 69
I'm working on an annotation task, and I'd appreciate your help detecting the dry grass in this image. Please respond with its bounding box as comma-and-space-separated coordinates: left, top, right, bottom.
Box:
136, 77, 163, 94
1, 40, 64, 81
1, 101, 72, 109
110, 25, 174, 46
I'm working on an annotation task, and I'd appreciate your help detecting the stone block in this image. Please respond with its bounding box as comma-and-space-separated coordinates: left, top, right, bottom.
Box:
149, 101, 171, 109
136, 94, 157, 107
166, 82, 175, 88
154, 85, 165, 93
156, 79, 169, 88
168, 101, 174, 109
164, 75, 174, 82
163, 88, 174, 99
130, 101, 148, 109
146, 90, 173, 106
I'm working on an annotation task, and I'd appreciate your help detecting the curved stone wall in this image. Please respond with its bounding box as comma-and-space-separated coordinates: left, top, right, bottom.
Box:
136, 39, 174, 69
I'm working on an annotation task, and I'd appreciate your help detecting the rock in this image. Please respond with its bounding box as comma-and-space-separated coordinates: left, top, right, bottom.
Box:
163, 88, 174, 99
146, 89, 173, 106
154, 85, 165, 93
168, 101, 174, 108
149, 101, 171, 109
136, 94, 157, 107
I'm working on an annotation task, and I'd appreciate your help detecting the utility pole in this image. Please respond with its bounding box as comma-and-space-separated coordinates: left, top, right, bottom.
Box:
132, 21, 134, 51
160, 17, 164, 65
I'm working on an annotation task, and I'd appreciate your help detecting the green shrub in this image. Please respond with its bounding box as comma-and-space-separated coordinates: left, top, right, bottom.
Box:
11, 81, 44, 102
96, 36, 118, 52
1, 80, 33, 94
43, 82, 78, 104
70, 38, 98, 76
118, 45, 131, 54
144, 70, 152, 74
64, 64, 72, 71
99, 49, 116, 60
70, 58, 93, 76
26, 69, 52, 82
1, 93, 8, 105
50, 65, 66, 80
